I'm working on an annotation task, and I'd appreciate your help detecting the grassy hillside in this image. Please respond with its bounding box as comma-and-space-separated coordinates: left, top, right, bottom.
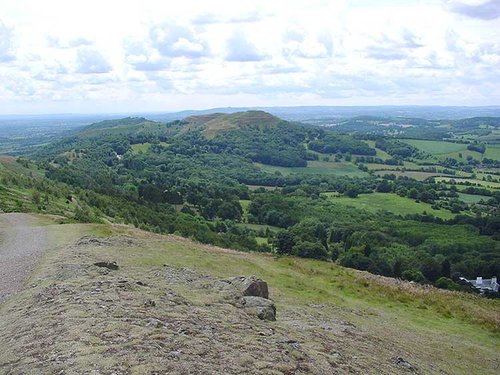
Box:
0, 218, 498, 374
323, 192, 455, 219
185, 110, 283, 138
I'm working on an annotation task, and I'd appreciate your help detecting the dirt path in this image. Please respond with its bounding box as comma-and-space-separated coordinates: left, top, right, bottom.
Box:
0, 213, 48, 303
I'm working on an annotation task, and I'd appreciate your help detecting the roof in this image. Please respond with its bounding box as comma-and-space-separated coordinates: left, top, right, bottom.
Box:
461, 277, 498, 291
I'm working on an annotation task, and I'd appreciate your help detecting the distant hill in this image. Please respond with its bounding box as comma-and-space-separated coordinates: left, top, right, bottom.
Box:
184, 110, 284, 138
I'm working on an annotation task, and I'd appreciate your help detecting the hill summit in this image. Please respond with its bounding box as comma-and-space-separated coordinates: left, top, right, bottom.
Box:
185, 110, 284, 138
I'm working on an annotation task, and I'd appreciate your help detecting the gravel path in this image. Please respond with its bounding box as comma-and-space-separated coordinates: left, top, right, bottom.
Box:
0, 213, 48, 303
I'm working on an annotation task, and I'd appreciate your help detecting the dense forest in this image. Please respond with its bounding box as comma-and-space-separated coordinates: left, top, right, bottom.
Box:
4, 110, 497, 296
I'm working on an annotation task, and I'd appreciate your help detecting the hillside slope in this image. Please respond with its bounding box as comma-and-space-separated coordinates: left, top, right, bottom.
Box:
0, 215, 498, 374
185, 110, 284, 138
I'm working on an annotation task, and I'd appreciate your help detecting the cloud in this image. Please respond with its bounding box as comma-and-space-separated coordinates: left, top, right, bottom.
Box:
192, 10, 268, 25
366, 47, 408, 60
75, 48, 112, 74
365, 30, 423, 61
48, 36, 93, 49
282, 29, 334, 59
225, 31, 267, 62
150, 23, 209, 58
449, 0, 500, 20
0, 22, 15, 62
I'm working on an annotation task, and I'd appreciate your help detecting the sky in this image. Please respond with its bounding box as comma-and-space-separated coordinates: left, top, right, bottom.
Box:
0, 0, 499, 114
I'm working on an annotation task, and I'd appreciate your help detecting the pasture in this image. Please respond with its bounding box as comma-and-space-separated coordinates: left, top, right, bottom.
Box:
323, 192, 455, 219
254, 161, 368, 177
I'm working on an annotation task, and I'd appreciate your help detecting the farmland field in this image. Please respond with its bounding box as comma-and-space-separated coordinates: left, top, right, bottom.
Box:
323, 192, 455, 219
435, 177, 500, 190
374, 170, 456, 181
402, 139, 485, 160
402, 139, 467, 155
254, 161, 368, 177
457, 193, 491, 204
484, 144, 500, 160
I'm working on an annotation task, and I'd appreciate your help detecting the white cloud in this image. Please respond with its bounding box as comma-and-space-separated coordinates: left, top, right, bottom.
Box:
76, 48, 112, 74
0, 21, 15, 62
225, 31, 267, 62
0, 0, 499, 113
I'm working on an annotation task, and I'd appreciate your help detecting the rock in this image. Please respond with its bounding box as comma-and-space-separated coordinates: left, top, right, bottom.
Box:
146, 318, 163, 328
392, 356, 418, 373
225, 276, 269, 299
241, 296, 276, 321
94, 261, 119, 270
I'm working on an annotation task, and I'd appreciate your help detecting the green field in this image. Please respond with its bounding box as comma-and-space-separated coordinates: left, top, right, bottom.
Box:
374, 170, 454, 181
484, 144, 500, 160
435, 177, 500, 190
323, 192, 455, 219
403, 139, 483, 161
365, 141, 391, 160
403, 139, 500, 162
457, 193, 491, 204
402, 139, 468, 155
130, 142, 152, 154
254, 160, 368, 177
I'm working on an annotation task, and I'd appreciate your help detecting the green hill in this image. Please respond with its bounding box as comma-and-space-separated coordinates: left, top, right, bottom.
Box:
185, 110, 284, 138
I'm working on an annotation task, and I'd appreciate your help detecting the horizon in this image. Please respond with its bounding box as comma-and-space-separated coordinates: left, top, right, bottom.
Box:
2, 104, 500, 118
0, 0, 499, 114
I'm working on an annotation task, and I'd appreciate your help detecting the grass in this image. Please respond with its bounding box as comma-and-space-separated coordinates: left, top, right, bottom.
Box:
484, 144, 500, 160
374, 170, 450, 181
402, 139, 469, 155
130, 143, 152, 154
254, 161, 368, 177
458, 193, 491, 204
0, 219, 499, 374
323, 192, 455, 219
435, 177, 500, 190
236, 223, 280, 233
0, 157, 77, 216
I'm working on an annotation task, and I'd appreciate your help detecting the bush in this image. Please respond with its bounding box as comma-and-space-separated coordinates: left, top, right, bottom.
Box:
293, 241, 328, 260
435, 277, 460, 290
401, 269, 426, 283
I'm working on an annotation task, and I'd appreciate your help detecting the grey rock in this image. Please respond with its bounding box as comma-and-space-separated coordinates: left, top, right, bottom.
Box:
392, 356, 419, 373
241, 296, 276, 321
225, 276, 269, 299
146, 318, 163, 328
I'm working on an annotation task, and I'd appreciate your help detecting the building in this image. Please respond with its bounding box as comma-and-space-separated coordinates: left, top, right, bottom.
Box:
460, 276, 499, 293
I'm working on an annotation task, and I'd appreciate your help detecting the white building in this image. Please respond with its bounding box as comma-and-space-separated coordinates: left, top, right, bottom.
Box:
460, 276, 499, 293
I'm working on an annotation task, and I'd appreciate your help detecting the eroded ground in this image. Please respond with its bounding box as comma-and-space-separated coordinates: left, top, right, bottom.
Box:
0, 220, 498, 374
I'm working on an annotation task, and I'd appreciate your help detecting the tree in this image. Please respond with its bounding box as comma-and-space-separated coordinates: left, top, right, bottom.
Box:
393, 259, 402, 278
435, 277, 460, 290
408, 188, 419, 199
375, 180, 392, 193
401, 269, 426, 283
345, 186, 359, 198
420, 257, 441, 282
293, 241, 328, 260
217, 201, 242, 221
441, 259, 451, 278
275, 231, 295, 255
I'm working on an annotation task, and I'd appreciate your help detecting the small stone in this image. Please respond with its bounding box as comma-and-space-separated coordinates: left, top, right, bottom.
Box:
146, 318, 163, 328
